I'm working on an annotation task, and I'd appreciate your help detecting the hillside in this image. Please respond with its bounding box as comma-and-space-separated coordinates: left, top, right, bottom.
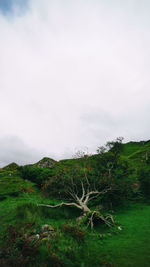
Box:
0, 140, 150, 266
58, 140, 150, 168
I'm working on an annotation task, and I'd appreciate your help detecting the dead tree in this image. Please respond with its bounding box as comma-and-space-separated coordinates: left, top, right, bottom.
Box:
38, 160, 114, 228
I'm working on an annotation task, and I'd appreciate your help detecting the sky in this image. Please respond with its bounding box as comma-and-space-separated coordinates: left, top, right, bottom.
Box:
0, 0, 150, 167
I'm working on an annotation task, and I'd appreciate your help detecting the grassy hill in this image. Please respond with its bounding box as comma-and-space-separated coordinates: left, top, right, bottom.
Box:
0, 140, 150, 266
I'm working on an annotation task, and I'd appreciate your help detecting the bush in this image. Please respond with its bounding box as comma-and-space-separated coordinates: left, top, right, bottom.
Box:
138, 168, 150, 199
97, 160, 134, 207
19, 166, 53, 188
61, 223, 86, 243
1, 225, 40, 267
101, 176, 133, 207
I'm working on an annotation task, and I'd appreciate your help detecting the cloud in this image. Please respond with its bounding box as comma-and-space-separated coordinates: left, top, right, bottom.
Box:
0, 0, 29, 15
0, 135, 48, 167
0, 0, 150, 166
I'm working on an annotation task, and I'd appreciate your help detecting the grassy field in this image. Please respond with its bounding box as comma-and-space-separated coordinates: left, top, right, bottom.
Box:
0, 191, 150, 266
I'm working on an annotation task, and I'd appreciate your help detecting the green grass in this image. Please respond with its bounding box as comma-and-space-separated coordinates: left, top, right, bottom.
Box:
0, 170, 36, 195
0, 188, 150, 266
121, 142, 144, 157
85, 202, 150, 267
121, 140, 150, 164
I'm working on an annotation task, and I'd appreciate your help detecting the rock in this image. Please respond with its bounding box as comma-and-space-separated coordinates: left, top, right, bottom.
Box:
41, 224, 56, 241
76, 215, 84, 222
41, 231, 56, 241
29, 234, 40, 242
41, 224, 54, 233
36, 158, 56, 168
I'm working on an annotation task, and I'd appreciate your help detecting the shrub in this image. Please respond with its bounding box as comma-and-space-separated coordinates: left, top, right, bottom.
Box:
19, 166, 52, 188
1, 225, 40, 267
61, 223, 86, 243
97, 160, 134, 207
138, 168, 150, 199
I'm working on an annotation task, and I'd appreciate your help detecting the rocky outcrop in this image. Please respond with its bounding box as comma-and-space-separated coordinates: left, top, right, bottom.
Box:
36, 157, 56, 168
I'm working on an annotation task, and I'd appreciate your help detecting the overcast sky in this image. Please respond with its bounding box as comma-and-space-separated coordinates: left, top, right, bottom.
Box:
0, 0, 150, 167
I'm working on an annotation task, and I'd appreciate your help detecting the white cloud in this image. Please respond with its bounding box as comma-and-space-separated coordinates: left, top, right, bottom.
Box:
0, 0, 150, 166
0, 135, 46, 167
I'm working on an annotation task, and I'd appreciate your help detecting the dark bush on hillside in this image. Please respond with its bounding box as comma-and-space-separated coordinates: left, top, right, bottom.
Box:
101, 174, 134, 207
138, 168, 150, 199
95, 152, 117, 175
19, 166, 53, 188
95, 139, 134, 207
102, 159, 133, 206
96, 137, 124, 170
91, 153, 134, 206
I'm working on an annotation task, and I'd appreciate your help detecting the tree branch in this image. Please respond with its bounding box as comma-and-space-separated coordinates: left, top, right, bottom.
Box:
84, 187, 111, 204
37, 202, 82, 210
80, 181, 85, 201
84, 168, 90, 193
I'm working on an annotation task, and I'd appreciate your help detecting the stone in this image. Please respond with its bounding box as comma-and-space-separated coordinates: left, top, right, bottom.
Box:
29, 234, 40, 242
36, 158, 56, 168
41, 224, 54, 233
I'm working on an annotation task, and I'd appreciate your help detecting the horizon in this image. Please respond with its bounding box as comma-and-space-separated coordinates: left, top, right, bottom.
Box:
1, 138, 150, 168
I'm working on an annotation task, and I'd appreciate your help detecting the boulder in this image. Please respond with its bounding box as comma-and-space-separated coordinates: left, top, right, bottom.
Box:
36, 158, 56, 168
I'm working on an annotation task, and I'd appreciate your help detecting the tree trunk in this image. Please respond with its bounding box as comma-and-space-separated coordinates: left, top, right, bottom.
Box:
81, 204, 91, 214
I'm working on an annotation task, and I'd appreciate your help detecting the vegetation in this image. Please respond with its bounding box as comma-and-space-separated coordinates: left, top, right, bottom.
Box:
0, 138, 150, 266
